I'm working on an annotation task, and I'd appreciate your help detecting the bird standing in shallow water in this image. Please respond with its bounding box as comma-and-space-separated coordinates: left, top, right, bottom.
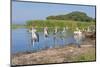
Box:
74, 28, 83, 48
53, 27, 58, 47
31, 27, 39, 48
44, 26, 49, 38
62, 27, 66, 45
44, 26, 50, 48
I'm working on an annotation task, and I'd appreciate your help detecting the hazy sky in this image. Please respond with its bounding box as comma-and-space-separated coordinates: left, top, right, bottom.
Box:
12, 1, 96, 24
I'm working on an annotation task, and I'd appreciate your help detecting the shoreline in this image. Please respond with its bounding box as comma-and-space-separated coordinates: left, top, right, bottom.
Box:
11, 37, 96, 66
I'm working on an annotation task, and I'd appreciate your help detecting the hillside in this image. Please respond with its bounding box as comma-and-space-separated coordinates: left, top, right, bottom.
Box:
46, 11, 95, 22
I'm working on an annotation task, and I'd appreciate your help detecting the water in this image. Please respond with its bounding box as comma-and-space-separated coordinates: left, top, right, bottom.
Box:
12, 28, 76, 54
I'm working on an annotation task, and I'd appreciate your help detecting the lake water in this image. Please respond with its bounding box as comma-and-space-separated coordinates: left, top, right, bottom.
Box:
12, 28, 76, 54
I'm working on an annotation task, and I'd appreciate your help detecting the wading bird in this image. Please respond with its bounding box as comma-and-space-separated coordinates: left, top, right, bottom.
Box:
53, 27, 58, 47
60, 27, 66, 45
74, 28, 83, 48
31, 27, 39, 47
44, 26, 49, 38
87, 26, 91, 32
62, 27, 66, 33
44, 26, 49, 48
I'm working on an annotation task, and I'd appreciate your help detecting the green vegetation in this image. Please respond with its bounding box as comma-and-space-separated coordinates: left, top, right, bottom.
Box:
64, 48, 95, 62
47, 11, 95, 22
26, 20, 95, 31
12, 11, 95, 31
26, 11, 95, 31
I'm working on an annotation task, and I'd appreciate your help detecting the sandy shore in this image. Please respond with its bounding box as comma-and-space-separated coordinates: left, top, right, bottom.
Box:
11, 37, 96, 66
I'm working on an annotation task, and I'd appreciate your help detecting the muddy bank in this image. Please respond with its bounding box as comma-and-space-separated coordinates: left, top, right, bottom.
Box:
11, 37, 96, 66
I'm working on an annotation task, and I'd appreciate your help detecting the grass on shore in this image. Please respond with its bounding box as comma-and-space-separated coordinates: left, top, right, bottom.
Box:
63, 47, 95, 62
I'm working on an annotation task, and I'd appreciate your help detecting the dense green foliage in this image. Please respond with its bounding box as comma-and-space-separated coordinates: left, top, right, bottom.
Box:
46, 11, 95, 22
26, 20, 95, 31
13, 11, 95, 31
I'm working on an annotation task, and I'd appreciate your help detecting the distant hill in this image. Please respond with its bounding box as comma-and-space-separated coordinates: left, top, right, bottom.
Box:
46, 11, 95, 22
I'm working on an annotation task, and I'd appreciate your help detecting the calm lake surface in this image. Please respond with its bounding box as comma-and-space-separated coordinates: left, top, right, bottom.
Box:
12, 28, 76, 54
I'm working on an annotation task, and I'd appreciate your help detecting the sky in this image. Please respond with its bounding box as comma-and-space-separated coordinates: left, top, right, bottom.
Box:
12, 1, 96, 24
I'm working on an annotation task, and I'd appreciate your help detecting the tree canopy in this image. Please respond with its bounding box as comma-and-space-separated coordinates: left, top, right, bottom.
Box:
46, 11, 95, 22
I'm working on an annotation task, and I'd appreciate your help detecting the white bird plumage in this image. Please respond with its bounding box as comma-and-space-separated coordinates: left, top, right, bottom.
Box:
31, 27, 39, 47
74, 28, 83, 48
44, 27, 49, 38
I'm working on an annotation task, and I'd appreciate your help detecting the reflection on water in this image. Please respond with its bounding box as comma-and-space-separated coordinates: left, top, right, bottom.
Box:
12, 28, 76, 54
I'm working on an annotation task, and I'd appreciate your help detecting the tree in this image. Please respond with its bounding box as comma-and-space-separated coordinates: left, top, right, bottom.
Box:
46, 11, 94, 22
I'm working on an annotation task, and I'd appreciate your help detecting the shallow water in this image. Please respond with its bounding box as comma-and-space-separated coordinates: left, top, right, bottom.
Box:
12, 28, 76, 53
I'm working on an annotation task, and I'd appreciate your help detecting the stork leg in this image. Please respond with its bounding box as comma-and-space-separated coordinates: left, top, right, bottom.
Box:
37, 42, 40, 51
77, 43, 81, 48
32, 40, 35, 48
62, 38, 64, 46
76, 39, 81, 48
44, 37, 48, 49
53, 36, 56, 47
